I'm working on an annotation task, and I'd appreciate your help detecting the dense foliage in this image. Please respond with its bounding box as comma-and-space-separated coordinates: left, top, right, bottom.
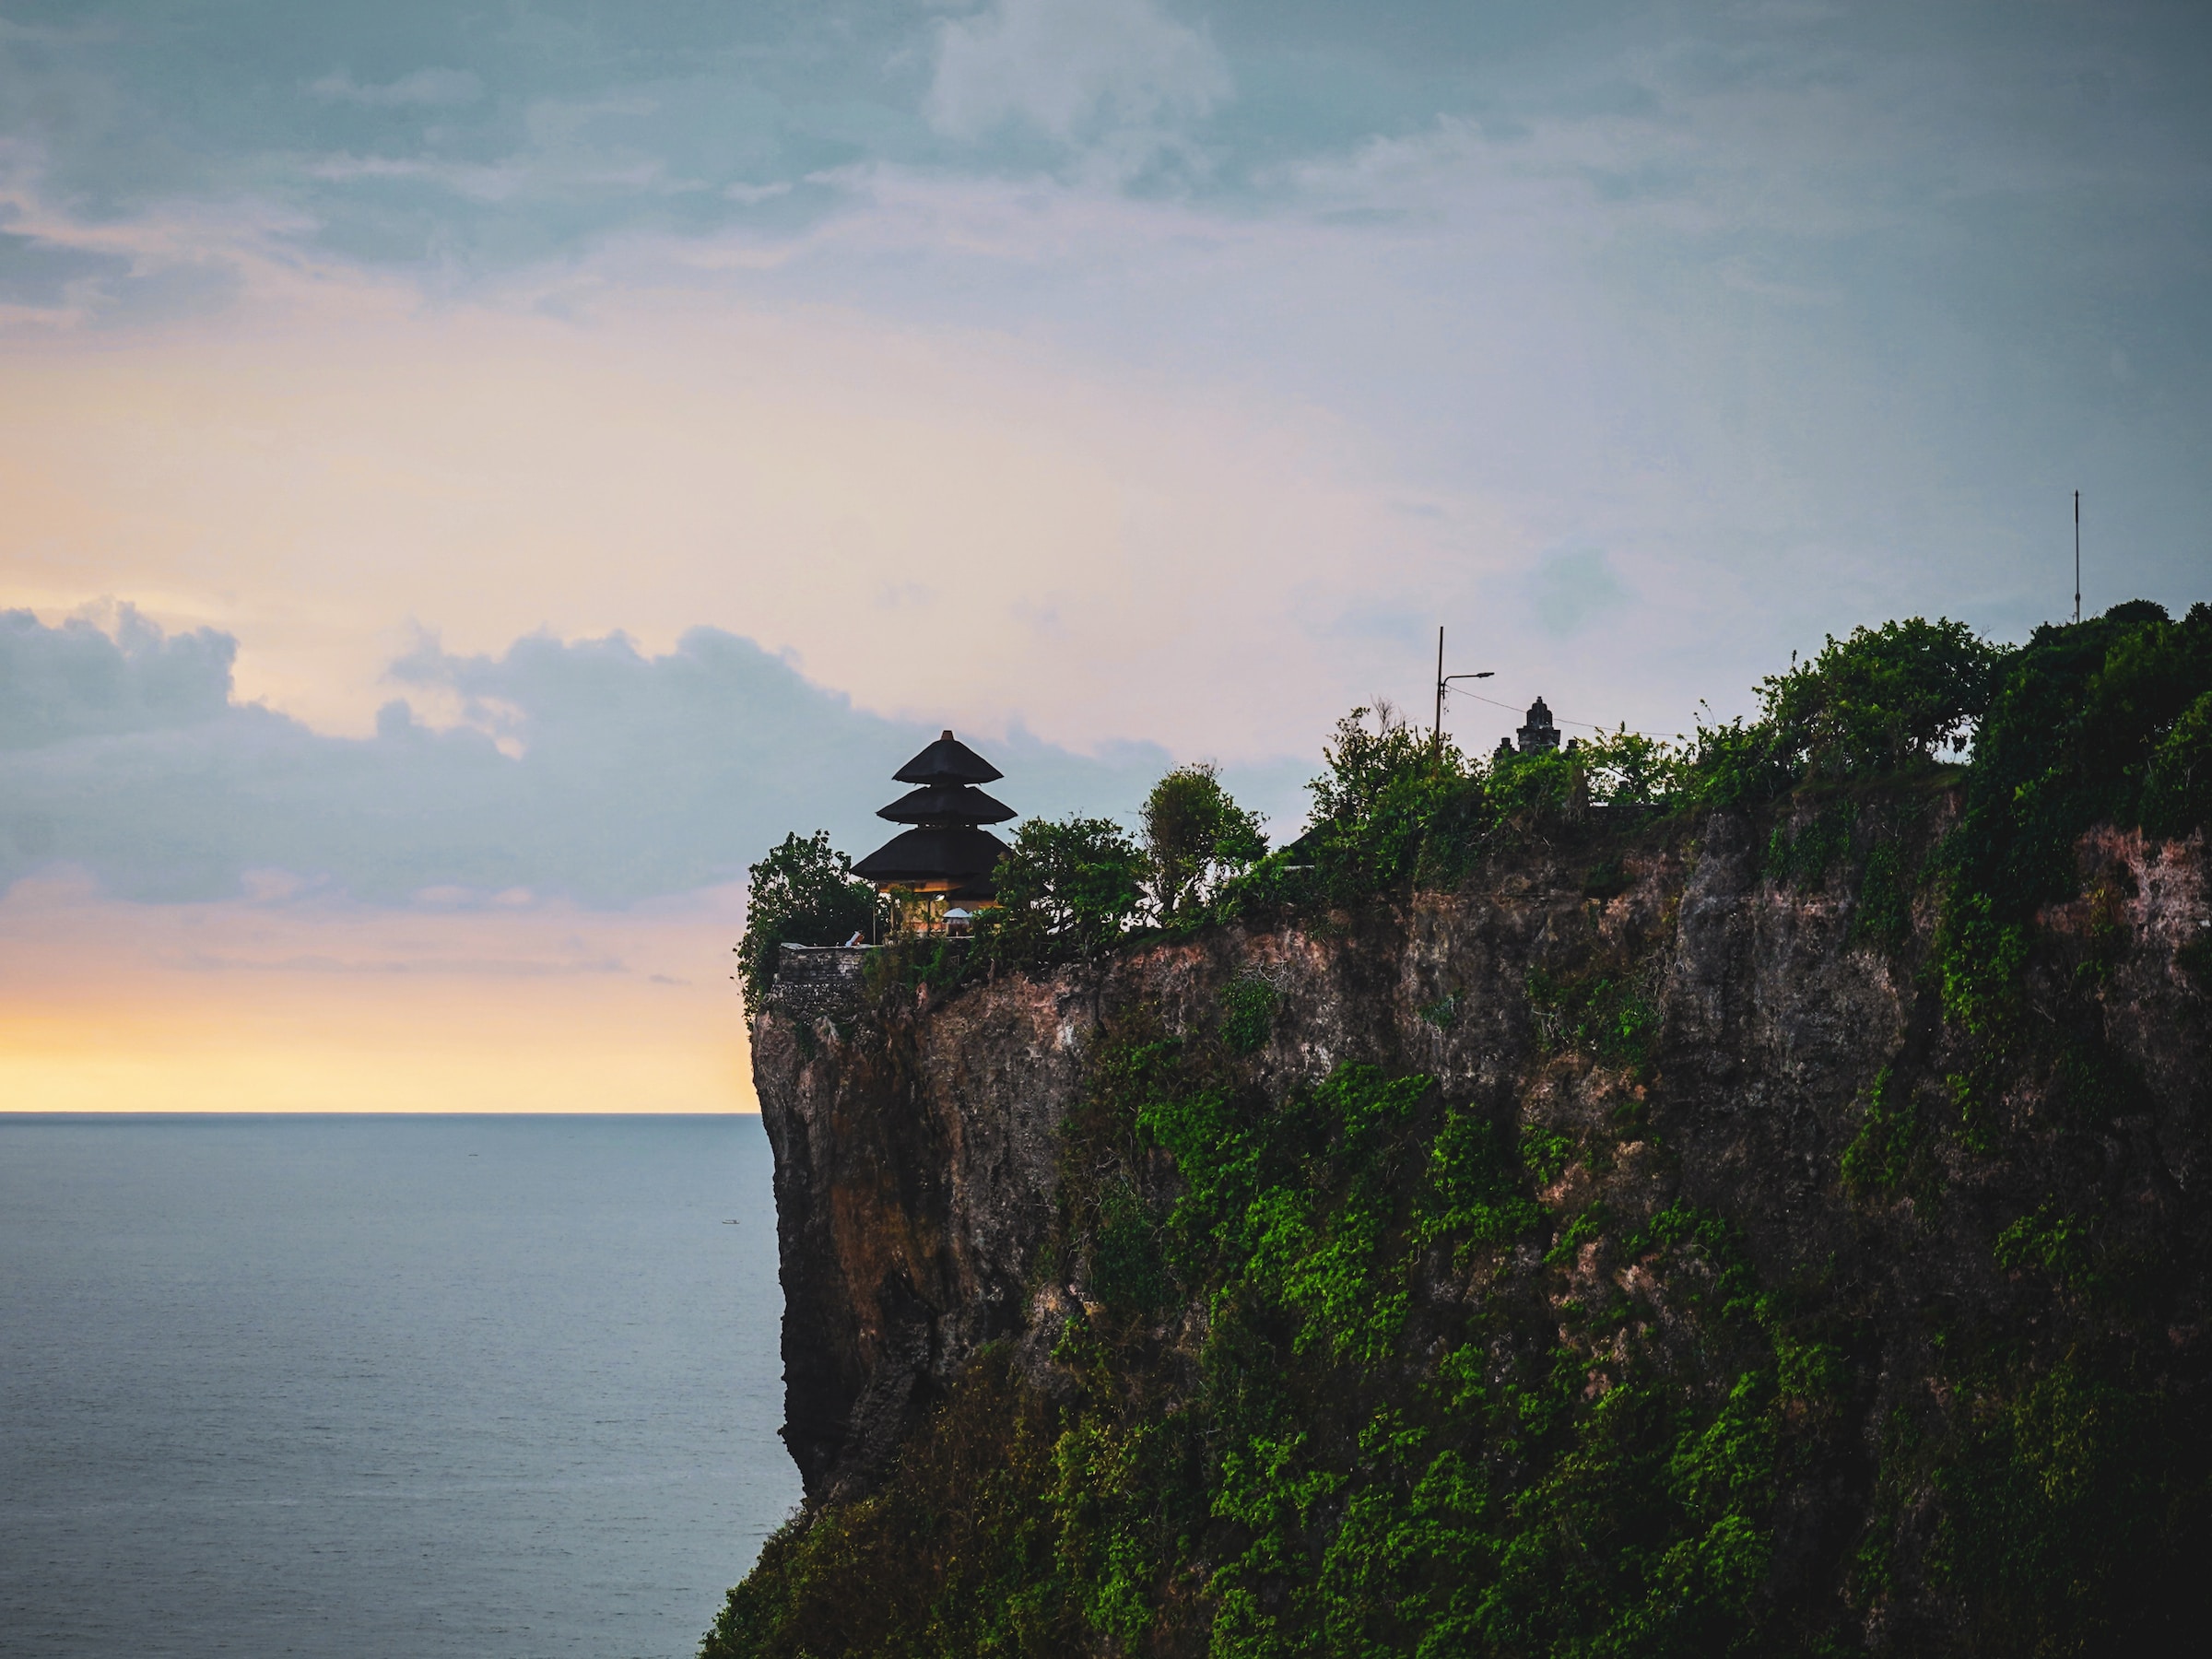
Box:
1945, 599, 2212, 924
717, 603, 2212, 1656
973, 815, 1150, 966
734, 830, 881, 1010
708, 1031, 1837, 1658
1758, 618, 2002, 779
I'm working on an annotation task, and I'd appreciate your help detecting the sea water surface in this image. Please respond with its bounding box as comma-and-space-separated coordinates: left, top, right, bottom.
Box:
0, 1114, 800, 1659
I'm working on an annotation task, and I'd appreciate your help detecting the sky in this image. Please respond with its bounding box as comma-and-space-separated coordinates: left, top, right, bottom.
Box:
2, 0, 2206, 1111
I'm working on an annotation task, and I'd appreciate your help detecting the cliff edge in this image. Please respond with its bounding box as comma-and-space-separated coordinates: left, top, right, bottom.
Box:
733, 788, 2210, 1654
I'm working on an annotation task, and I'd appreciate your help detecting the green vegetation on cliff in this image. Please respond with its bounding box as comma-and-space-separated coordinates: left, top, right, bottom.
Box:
735, 830, 883, 1007
712, 603, 2211, 1657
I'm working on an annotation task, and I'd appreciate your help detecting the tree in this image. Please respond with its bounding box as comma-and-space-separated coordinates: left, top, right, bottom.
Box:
1575, 725, 1683, 811
735, 831, 881, 1012
1308, 700, 1443, 826
1757, 618, 2004, 779
1297, 702, 1472, 895
975, 816, 1146, 964
1141, 763, 1266, 923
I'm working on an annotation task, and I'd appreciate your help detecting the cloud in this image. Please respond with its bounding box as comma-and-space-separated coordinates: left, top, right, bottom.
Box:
307, 68, 484, 108
924, 0, 1230, 160
0, 138, 384, 329
0, 609, 1304, 906
3, 4, 2206, 786
0, 604, 235, 748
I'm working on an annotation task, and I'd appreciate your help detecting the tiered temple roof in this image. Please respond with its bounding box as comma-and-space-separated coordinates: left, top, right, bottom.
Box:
851, 731, 1011, 899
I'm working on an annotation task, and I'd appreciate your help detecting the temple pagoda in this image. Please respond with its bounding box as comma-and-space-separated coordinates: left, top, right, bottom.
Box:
851, 731, 1015, 934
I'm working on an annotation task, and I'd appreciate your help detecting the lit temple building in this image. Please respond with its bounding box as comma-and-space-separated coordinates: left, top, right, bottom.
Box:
851, 731, 1015, 935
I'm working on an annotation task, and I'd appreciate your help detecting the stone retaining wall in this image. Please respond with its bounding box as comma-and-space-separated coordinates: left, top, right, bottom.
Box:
768, 945, 872, 1023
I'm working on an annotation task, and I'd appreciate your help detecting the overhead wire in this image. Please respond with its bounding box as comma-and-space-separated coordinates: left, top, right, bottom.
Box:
1446, 687, 1679, 742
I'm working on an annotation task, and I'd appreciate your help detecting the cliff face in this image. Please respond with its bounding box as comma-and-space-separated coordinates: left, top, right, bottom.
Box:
745, 796, 2211, 1651
758, 952, 1089, 1498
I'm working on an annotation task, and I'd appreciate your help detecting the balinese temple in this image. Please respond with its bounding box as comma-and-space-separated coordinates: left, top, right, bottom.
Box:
1516, 697, 1561, 754
851, 731, 1014, 935
1494, 697, 1563, 761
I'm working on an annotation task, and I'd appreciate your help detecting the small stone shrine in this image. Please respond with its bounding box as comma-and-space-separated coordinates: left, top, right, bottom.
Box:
851, 731, 1015, 935
1516, 696, 1561, 754
1493, 697, 1566, 761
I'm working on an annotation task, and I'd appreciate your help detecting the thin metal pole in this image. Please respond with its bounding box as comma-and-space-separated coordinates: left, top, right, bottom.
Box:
2074, 489, 2081, 625
1432, 626, 1445, 760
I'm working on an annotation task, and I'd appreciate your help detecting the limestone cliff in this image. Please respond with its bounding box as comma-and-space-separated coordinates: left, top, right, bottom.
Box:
741, 794, 2211, 1653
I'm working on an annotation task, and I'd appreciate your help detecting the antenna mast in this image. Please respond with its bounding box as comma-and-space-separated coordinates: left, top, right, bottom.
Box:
2074, 489, 2081, 625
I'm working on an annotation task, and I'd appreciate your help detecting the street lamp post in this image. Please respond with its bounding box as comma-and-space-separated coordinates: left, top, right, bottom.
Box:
1431, 625, 1494, 759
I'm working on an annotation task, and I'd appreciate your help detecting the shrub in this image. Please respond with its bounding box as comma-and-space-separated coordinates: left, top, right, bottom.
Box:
1218, 974, 1280, 1054
1840, 1066, 1918, 1194
1297, 702, 1471, 900
1484, 744, 1575, 825
1930, 1359, 2202, 1653
1667, 617, 2000, 813
1764, 801, 1855, 888
975, 815, 1147, 967
700, 1353, 1073, 1658
1677, 715, 1794, 812
1852, 838, 1912, 951
1307, 700, 1442, 826
2143, 687, 2212, 841
1992, 1203, 2096, 1292
1525, 966, 1661, 1079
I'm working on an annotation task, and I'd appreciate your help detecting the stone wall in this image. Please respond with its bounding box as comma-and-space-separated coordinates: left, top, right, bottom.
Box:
767, 945, 871, 1025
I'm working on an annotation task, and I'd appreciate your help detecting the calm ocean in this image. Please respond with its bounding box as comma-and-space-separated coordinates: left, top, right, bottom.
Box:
0, 1114, 800, 1659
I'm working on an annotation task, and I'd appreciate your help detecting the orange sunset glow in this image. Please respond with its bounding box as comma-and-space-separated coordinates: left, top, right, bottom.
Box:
0, 875, 753, 1112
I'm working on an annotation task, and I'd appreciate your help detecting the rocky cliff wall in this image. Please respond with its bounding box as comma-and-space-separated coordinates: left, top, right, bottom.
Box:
744, 796, 2210, 1649
757, 799, 2206, 1488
